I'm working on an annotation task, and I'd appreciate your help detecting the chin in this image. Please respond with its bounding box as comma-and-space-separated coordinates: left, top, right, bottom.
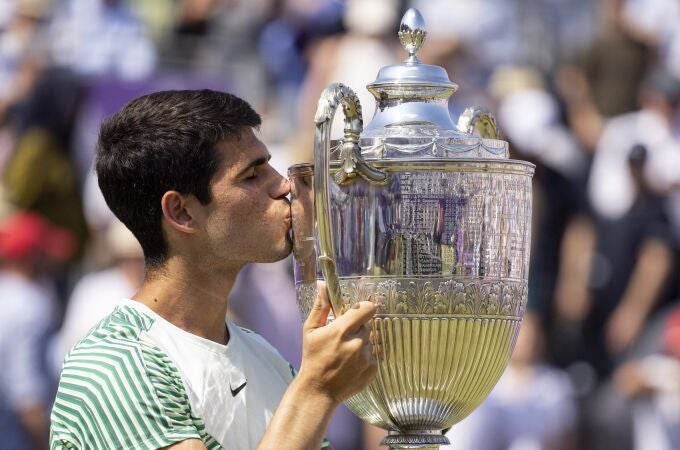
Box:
276, 236, 294, 260
258, 236, 293, 263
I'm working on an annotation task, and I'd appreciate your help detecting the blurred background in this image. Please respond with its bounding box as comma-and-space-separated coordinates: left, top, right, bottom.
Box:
0, 0, 678, 449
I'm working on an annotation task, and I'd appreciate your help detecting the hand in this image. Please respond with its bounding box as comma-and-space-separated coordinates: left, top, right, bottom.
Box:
297, 282, 378, 405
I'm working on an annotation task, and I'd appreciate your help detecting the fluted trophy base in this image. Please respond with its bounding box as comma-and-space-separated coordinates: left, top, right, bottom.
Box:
381, 430, 449, 449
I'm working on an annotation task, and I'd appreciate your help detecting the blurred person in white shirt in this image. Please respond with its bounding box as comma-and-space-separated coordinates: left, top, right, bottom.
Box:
51, 219, 143, 373
0, 211, 73, 450
587, 68, 680, 222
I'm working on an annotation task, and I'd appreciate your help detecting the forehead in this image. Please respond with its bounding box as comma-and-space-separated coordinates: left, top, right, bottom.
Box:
214, 128, 268, 172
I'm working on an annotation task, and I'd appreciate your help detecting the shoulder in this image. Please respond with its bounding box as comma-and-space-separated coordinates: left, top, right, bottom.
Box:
58, 305, 192, 395
51, 306, 201, 450
64, 304, 153, 357
55, 306, 164, 418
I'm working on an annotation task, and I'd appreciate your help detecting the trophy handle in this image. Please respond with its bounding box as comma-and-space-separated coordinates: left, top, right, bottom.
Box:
456, 106, 502, 139
313, 83, 387, 314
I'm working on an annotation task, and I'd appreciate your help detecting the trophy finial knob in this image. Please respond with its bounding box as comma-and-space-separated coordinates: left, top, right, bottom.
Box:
398, 8, 426, 63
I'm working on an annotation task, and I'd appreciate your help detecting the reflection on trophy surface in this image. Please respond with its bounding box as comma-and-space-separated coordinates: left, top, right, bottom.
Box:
289, 8, 534, 449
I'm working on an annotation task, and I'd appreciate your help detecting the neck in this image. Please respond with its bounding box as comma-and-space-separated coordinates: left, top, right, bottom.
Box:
132, 257, 239, 345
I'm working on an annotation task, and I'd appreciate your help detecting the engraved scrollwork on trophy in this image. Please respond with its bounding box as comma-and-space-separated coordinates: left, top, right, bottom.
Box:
481, 282, 502, 315
451, 281, 468, 314
432, 299, 448, 314
386, 126, 440, 137
356, 133, 509, 159
433, 281, 452, 314
504, 283, 525, 317
463, 283, 482, 315
342, 278, 376, 313
355, 143, 384, 159
500, 284, 514, 316
406, 280, 436, 314
480, 138, 509, 153
384, 140, 434, 155
352, 278, 526, 318
433, 141, 479, 158
375, 279, 407, 314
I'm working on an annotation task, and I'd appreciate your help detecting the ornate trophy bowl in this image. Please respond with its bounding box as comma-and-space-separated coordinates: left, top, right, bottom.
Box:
289, 9, 534, 449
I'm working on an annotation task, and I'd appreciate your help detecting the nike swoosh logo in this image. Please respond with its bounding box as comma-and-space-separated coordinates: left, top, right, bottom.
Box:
230, 380, 247, 397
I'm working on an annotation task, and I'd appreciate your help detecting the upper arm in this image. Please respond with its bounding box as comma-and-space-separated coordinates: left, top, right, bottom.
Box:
50, 342, 202, 450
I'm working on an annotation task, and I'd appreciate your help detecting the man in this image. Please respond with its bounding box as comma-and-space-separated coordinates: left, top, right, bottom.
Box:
49, 90, 378, 450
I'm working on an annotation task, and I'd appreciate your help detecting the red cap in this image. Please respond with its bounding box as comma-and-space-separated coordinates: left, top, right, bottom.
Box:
0, 211, 74, 263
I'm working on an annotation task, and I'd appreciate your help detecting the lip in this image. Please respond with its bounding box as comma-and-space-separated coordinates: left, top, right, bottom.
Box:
284, 199, 292, 226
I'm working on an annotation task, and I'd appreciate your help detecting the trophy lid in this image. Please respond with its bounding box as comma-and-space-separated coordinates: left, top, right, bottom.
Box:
367, 8, 458, 100
351, 8, 511, 161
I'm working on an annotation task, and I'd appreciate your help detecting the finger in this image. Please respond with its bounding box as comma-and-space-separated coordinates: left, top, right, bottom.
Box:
346, 325, 371, 352
334, 301, 376, 335
362, 340, 377, 365
304, 281, 331, 332
360, 355, 379, 380
354, 324, 371, 342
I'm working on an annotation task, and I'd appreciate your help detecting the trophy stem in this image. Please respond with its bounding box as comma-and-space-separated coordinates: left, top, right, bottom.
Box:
389, 447, 441, 450
388, 446, 441, 450
381, 430, 449, 449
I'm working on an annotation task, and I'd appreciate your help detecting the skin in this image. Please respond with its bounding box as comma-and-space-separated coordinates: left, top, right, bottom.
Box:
131, 128, 377, 449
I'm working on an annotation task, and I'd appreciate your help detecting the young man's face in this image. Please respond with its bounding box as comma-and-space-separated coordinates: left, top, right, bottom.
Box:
199, 128, 292, 268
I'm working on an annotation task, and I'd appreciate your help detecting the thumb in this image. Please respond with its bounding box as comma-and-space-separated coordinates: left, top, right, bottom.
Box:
304, 281, 331, 332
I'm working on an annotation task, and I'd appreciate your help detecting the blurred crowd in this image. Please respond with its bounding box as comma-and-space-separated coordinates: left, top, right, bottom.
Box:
0, 0, 678, 449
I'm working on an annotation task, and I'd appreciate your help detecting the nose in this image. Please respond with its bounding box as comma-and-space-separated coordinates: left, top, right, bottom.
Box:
271, 170, 290, 199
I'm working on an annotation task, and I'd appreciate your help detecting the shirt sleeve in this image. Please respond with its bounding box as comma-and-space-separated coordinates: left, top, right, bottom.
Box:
50, 338, 202, 449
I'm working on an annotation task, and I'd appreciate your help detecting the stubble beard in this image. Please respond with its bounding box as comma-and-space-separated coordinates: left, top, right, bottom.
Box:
268, 233, 293, 262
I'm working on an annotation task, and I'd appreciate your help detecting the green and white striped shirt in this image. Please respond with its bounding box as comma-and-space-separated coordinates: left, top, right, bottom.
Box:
50, 299, 323, 450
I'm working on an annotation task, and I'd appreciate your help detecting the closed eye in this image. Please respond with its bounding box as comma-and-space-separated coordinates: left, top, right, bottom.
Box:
238, 154, 271, 181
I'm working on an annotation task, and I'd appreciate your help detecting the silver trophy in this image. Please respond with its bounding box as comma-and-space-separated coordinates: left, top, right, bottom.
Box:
289, 8, 534, 449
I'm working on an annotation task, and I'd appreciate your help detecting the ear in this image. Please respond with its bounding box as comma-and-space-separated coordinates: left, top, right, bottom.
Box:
160, 191, 198, 235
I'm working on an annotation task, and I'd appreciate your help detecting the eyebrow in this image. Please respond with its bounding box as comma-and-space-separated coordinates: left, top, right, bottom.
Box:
235, 154, 271, 178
